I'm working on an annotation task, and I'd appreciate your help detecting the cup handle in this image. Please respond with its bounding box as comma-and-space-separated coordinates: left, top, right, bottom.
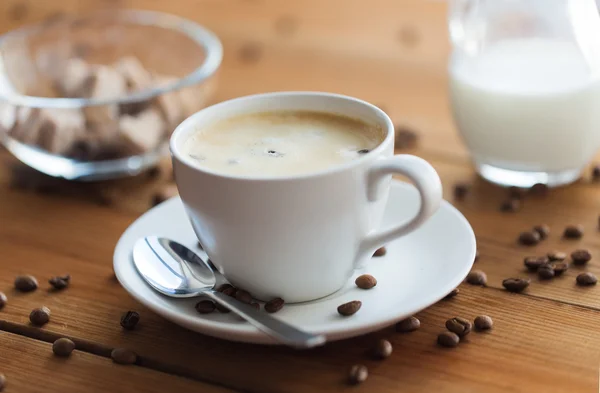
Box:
358, 155, 443, 259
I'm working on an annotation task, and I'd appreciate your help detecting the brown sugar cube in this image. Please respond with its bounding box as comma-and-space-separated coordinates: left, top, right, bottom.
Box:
119, 108, 165, 154
83, 65, 128, 126
115, 56, 153, 92
10, 107, 43, 144
37, 108, 85, 154
55, 58, 95, 98
153, 76, 184, 126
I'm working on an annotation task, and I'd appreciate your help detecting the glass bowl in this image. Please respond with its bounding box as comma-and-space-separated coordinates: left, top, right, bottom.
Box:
0, 10, 222, 181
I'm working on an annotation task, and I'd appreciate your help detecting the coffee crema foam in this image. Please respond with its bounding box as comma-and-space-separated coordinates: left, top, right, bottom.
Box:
182, 110, 384, 177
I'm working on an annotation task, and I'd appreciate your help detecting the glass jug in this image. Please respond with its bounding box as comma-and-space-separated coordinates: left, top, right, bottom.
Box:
448, 0, 600, 187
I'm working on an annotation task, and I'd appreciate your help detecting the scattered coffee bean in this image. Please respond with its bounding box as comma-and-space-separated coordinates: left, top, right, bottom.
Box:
52, 338, 75, 357
265, 297, 285, 313
373, 246, 387, 257
394, 126, 418, 149
195, 300, 216, 314
357, 149, 370, 154
235, 289, 253, 304
563, 224, 584, 239
508, 186, 523, 200
49, 274, 70, 290
396, 316, 420, 332
453, 183, 470, 200
29, 306, 51, 326
348, 364, 368, 385
466, 270, 487, 286
222, 286, 237, 297
217, 283, 233, 293
445, 317, 472, 337
444, 288, 459, 300
524, 256, 549, 271
548, 251, 567, 261
337, 300, 362, 316
14, 275, 38, 292
250, 302, 260, 310
474, 315, 493, 331
592, 165, 600, 180
518, 231, 540, 246
437, 331, 460, 348
373, 339, 393, 359
120, 311, 140, 329
499, 199, 520, 212
502, 278, 530, 293
0, 373, 4, 391
571, 249, 592, 265
238, 41, 262, 63
0, 292, 6, 310
530, 183, 548, 196
553, 262, 568, 276
537, 265, 555, 280
355, 274, 377, 289
533, 225, 550, 240
576, 272, 597, 286
111, 348, 137, 365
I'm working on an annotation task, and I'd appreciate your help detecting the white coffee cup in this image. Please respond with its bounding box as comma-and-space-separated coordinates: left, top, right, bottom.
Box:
170, 92, 442, 303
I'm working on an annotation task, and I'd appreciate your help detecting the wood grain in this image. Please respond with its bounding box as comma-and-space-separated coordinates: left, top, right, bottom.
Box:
0, 331, 233, 393
1, 0, 600, 392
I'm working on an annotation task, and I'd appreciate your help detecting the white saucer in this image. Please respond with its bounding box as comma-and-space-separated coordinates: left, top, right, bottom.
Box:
114, 180, 476, 345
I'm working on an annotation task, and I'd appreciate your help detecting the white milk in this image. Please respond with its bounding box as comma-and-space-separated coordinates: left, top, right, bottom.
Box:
450, 38, 600, 173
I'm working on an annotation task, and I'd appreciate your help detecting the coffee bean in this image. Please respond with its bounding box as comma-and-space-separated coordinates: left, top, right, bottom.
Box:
530, 183, 548, 196
499, 199, 520, 212
394, 126, 418, 149
111, 348, 137, 365
217, 284, 233, 293
553, 262, 568, 276
395, 316, 420, 332
222, 286, 237, 297
444, 288, 459, 300
120, 311, 140, 329
355, 274, 377, 289
474, 315, 493, 331
30, 306, 51, 326
563, 224, 584, 239
0, 292, 6, 310
250, 302, 260, 310
49, 276, 69, 290
195, 300, 216, 314
466, 270, 487, 286
239, 41, 262, 63
548, 251, 567, 261
437, 331, 460, 348
348, 364, 368, 385
373, 339, 393, 359
445, 317, 472, 337
337, 300, 362, 316
508, 186, 523, 200
576, 272, 597, 286
357, 149, 370, 154
14, 275, 38, 292
373, 246, 387, 257
592, 165, 600, 180
52, 338, 75, 357
0, 373, 5, 391
571, 249, 592, 265
518, 231, 540, 246
537, 265, 555, 280
235, 290, 253, 304
533, 224, 550, 240
502, 278, 530, 293
265, 297, 285, 313
524, 256, 549, 271
453, 183, 470, 200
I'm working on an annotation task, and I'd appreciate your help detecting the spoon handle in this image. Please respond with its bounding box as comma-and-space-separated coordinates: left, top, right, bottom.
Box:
205, 291, 326, 348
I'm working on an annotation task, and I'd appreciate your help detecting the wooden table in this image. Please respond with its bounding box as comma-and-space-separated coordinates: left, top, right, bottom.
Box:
1, 1, 600, 392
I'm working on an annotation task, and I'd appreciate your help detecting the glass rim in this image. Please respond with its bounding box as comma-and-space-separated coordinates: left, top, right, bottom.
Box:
0, 9, 223, 109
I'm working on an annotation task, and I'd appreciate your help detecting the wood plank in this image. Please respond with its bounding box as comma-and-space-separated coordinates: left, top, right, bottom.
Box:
0, 331, 233, 393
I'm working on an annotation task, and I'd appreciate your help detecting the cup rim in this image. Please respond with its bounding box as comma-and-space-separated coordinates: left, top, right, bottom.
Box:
170, 91, 395, 182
